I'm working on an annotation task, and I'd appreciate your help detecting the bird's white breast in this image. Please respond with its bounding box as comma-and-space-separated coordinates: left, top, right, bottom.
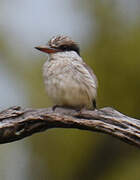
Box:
43, 51, 97, 109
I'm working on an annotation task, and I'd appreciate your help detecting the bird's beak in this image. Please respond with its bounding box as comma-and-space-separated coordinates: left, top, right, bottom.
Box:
35, 45, 60, 54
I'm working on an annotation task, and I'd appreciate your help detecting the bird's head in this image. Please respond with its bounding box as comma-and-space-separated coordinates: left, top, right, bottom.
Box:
35, 35, 80, 55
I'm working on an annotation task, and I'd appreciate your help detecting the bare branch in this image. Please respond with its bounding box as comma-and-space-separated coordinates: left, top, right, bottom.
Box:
0, 106, 140, 147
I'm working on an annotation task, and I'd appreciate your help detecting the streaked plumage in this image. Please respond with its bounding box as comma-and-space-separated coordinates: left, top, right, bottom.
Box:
35, 35, 98, 109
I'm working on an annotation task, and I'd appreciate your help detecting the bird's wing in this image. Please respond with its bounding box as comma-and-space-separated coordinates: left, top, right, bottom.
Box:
71, 59, 98, 101
81, 62, 98, 88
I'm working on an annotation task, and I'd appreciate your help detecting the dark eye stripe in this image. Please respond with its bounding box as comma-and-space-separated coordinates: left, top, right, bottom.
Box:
59, 45, 67, 50
59, 44, 80, 55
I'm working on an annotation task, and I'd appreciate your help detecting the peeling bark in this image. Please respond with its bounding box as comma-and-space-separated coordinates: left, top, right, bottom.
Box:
0, 106, 140, 147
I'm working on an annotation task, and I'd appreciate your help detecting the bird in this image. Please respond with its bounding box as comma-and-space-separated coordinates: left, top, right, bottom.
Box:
35, 35, 98, 110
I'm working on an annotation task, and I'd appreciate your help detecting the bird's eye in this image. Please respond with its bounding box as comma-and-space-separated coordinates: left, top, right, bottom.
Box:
60, 45, 68, 50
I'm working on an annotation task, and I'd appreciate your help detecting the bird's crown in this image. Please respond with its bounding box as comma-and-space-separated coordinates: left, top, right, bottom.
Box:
48, 35, 80, 55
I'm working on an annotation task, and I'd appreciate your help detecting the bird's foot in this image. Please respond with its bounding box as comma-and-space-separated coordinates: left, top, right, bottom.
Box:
52, 105, 69, 111
76, 107, 86, 115
52, 105, 60, 111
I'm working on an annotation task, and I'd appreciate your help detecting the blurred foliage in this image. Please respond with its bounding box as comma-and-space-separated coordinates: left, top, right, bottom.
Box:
0, 1, 140, 180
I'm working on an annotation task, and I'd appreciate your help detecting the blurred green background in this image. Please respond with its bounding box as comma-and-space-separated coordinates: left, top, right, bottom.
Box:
0, 0, 140, 180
